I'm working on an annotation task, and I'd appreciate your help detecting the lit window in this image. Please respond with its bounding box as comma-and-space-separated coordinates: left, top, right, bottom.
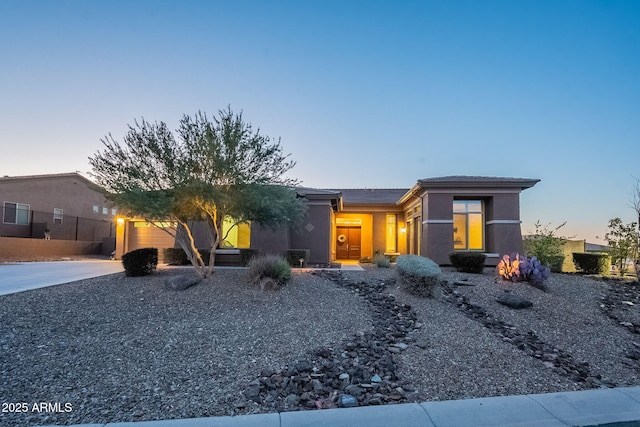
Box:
221, 217, 251, 248
54, 208, 63, 224
3, 202, 30, 225
453, 200, 483, 250
385, 214, 397, 253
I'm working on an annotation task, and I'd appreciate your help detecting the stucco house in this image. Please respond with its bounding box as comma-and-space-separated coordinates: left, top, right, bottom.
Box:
116, 176, 538, 266
0, 172, 118, 259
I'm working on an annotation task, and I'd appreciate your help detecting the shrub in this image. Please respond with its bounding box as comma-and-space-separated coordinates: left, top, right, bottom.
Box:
449, 252, 486, 273
122, 247, 158, 277
573, 252, 610, 275
396, 255, 441, 297
373, 253, 391, 268
239, 248, 259, 266
284, 249, 310, 267
497, 253, 550, 284
163, 248, 190, 265
247, 254, 292, 290
604, 218, 639, 275
523, 220, 568, 269
545, 255, 565, 273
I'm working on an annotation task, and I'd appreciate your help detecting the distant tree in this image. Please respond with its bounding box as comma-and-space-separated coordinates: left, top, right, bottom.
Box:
630, 176, 640, 263
604, 217, 639, 275
523, 220, 569, 270
89, 107, 307, 278
631, 177, 640, 223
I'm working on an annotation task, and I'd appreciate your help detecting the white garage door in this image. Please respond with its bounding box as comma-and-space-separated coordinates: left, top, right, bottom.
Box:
128, 221, 176, 251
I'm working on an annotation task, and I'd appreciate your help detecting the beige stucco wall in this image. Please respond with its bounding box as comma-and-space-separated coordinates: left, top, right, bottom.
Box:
561, 240, 585, 272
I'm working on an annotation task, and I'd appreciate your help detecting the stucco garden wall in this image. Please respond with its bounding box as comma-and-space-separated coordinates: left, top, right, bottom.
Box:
0, 237, 103, 261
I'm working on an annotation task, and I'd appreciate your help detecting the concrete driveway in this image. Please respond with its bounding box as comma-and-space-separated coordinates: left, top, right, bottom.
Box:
0, 260, 124, 296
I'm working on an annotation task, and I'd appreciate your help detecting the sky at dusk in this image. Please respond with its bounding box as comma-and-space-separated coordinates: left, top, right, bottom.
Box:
1, 0, 639, 243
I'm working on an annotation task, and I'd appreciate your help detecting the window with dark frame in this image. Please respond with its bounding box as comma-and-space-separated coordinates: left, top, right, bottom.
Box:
453, 200, 484, 251
3, 202, 30, 225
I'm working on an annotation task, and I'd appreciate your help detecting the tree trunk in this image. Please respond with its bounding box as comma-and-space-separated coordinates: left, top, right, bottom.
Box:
176, 221, 207, 278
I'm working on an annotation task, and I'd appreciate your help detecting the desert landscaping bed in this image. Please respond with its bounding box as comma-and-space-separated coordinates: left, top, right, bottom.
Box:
1, 265, 640, 426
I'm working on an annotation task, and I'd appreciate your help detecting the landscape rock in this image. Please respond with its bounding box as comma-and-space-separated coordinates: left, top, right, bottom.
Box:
338, 394, 358, 408
241, 270, 418, 412
165, 274, 202, 291
496, 293, 533, 309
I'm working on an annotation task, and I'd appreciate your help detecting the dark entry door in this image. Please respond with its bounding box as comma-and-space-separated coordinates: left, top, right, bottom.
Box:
336, 226, 361, 260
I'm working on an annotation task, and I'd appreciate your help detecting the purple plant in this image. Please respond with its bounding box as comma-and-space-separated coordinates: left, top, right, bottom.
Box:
496, 253, 550, 285
521, 256, 550, 284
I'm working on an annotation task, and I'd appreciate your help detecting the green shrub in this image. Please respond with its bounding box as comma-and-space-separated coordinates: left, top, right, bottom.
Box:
572, 252, 610, 275
449, 251, 486, 273
122, 247, 158, 277
373, 253, 391, 268
359, 256, 372, 263
396, 254, 441, 297
284, 249, 310, 267
163, 248, 190, 265
546, 255, 565, 273
523, 220, 568, 269
247, 254, 292, 290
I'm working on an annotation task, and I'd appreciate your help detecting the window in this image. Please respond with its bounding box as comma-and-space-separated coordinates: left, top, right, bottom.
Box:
453, 200, 483, 250
385, 214, 397, 253
102, 207, 108, 215
111, 208, 117, 216
3, 202, 30, 225
221, 217, 251, 248
93, 205, 99, 214
53, 208, 63, 224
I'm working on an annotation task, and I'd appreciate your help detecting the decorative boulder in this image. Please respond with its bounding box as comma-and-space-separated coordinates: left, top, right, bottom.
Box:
496, 293, 533, 309
166, 274, 202, 291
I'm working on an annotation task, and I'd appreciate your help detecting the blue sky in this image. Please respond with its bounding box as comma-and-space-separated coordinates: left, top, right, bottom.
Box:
1, 0, 639, 243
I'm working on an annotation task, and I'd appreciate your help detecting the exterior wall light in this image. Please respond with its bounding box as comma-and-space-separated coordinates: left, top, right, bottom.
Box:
116, 217, 125, 225
400, 227, 407, 233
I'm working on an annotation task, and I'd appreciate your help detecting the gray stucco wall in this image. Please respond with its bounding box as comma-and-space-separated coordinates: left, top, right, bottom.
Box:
289, 203, 332, 264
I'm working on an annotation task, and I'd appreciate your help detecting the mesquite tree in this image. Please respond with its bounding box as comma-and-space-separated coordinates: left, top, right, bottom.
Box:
89, 107, 306, 278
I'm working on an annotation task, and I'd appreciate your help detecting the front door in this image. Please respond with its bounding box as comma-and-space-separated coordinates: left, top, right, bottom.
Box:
336, 226, 361, 260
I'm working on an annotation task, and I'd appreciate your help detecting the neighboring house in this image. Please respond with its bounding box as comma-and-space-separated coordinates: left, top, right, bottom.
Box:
117, 175, 538, 266
0, 172, 116, 241
585, 242, 611, 252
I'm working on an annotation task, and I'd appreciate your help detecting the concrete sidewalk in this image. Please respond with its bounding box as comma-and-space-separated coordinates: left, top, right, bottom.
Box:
0, 260, 124, 295
37, 386, 640, 427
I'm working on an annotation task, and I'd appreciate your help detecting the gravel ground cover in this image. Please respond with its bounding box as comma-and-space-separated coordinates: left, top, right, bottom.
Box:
2, 265, 640, 426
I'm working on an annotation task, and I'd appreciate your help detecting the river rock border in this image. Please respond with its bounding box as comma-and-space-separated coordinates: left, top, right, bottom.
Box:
441, 280, 611, 388
241, 270, 419, 412
599, 279, 640, 365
